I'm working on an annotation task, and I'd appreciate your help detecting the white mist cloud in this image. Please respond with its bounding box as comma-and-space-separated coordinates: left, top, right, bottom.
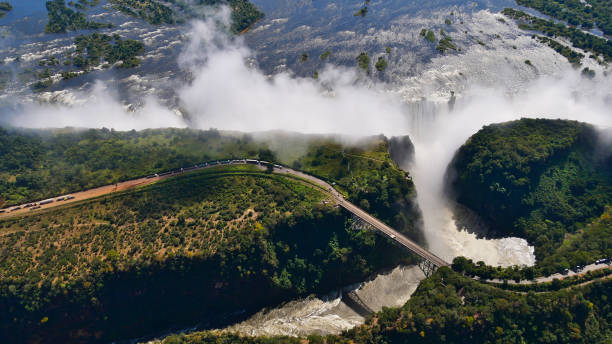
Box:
6, 81, 185, 130
178, 12, 408, 136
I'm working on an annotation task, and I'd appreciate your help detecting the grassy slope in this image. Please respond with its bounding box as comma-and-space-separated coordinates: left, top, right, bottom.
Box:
448, 119, 612, 262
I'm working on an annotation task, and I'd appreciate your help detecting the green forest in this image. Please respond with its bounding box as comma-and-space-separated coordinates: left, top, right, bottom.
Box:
0, 129, 422, 245
73, 33, 145, 68
502, 8, 612, 63
449, 119, 612, 274
290, 136, 423, 244
0, 164, 416, 343
45, 0, 111, 33
516, 0, 612, 36
111, 0, 263, 33
0, 128, 269, 207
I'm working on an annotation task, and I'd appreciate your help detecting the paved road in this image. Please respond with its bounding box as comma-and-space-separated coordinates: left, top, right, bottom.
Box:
484, 263, 611, 285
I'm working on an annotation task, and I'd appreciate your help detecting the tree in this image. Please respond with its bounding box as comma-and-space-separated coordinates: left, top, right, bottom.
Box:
375, 57, 387, 71
356, 52, 370, 72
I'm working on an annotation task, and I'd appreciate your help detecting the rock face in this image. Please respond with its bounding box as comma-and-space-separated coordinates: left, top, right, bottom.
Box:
388, 135, 415, 170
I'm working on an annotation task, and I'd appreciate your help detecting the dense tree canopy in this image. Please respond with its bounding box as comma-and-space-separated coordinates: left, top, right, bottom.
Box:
449, 119, 612, 263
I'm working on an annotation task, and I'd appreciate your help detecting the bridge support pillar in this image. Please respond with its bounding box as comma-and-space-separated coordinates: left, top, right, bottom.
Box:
350, 213, 376, 232
418, 259, 437, 278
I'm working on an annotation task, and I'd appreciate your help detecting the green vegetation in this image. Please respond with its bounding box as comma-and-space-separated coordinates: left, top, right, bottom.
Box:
44, 0, 112, 33
0, 1, 11, 18
39, 56, 60, 67
194, 0, 264, 33
449, 119, 612, 267
109, 0, 174, 25
112, 0, 264, 33
343, 269, 612, 343
0, 164, 415, 342
0, 129, 420, 244
225, 0, 264, 33
420, 28, 436, 43
31, 78, 52, 92
503, 8, 612, 63
288, 136, 423, 243
73, 33, 145, 69
536, 35, 584, 65
356, 52, 370, 72
0, 128, 268, 207
375, 56, 387, 71
516, 0, 612, 36
582, 66, 596, 78
453, 205, 612, 279
300, 52, 308, 62
354, 6, 368, 17
155, 269, 612, 343
436, 30, 457, 53
489, 268, 612, 293
539, 206, 612, 272
0, 2, 12, 11
320, 50, 331, 60
445, 18, 451, 25
0, 128, 421, 341
385, 46, 391, 54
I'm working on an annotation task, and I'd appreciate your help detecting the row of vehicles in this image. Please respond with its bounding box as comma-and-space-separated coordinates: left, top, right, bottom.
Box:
145, 159, 285, 179
0, 195, 75, 214
561, 257, 611, 275
2, 158, 287, 215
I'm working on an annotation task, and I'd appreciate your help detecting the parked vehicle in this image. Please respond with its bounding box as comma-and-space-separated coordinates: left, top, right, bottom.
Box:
39, 199, 54, 205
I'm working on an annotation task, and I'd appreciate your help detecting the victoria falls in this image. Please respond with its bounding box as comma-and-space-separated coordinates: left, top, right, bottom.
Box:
0, 0, 611, 343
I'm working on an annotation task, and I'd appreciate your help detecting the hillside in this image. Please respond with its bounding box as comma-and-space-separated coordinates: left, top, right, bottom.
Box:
0, 128, 422, 343
447, 119, 612, 262
0, 127, 268, 207
0, 128, 422, 242
0, 164, 417, 343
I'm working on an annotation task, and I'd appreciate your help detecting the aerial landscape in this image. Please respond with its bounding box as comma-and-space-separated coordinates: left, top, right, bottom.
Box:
0, 0, 611, 343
